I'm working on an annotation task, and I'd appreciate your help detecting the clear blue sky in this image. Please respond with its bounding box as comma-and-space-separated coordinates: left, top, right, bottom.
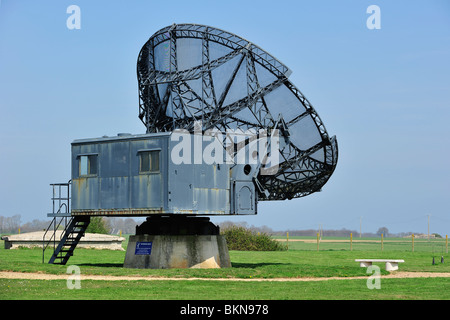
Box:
0, 0, 449, 235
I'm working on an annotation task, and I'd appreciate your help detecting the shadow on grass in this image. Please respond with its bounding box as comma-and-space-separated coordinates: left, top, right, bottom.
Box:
77, 263, 123, 268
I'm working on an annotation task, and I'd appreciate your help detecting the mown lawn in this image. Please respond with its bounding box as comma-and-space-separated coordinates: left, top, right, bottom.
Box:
0, 237, 449, 300
1, 277, 450, 300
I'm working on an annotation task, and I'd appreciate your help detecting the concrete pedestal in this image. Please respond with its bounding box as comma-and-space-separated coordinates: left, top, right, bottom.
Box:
123, 234, 231, 269
123, 216, 231, 269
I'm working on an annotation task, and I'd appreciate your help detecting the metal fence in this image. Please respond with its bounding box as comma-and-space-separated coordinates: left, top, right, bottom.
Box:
280, 233, 449, 253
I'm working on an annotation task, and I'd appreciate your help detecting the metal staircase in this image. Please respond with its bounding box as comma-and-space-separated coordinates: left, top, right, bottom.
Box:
42, 181, 90, 265
46, 216, 90, 265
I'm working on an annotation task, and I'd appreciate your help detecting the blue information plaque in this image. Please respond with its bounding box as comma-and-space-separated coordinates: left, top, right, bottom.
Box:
135, 241, 152, 255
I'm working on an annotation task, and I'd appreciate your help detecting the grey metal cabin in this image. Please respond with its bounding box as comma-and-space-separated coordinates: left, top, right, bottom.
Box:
70, 132, 256, 217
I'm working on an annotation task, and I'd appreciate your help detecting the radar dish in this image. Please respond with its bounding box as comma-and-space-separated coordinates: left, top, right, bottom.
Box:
137, 24, 338, 200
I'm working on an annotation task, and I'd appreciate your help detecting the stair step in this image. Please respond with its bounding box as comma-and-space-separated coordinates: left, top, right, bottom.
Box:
45, 216, 90, 265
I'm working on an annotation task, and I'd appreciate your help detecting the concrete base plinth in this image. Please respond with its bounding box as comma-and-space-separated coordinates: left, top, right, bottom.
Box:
123, 234, 231, 269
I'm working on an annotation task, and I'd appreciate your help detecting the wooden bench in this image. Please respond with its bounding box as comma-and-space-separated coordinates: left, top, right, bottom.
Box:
355, 259, 404, 271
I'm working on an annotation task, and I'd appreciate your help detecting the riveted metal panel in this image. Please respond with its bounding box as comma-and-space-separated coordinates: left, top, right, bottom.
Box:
70, 131, 256, 216
71, 133, 170, 216
167, 134, 232, 215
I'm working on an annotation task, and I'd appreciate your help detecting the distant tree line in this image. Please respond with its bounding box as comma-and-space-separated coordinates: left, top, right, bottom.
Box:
218, 221, 365, 237
282, 228, 359, 237
106, 217, 140, 235
0, 215, 22, 233
2, 215, 439, 238
0, 214, 140, 235
217, 221, 427, 238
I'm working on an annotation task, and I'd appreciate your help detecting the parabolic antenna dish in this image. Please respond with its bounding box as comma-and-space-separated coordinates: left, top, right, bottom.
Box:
137, 23, 338, 201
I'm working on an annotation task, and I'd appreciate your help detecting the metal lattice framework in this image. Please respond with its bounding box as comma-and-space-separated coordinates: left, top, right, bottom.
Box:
137, 24, 338, 200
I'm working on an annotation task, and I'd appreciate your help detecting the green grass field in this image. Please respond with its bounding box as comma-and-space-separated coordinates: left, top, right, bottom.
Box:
1, 236, 449, 300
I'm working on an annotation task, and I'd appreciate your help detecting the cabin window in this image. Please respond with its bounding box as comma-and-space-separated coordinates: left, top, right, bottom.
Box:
79, 155, 98, 176
139, 150, 160, 173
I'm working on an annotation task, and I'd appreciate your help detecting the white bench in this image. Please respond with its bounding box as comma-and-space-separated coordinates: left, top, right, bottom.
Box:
355, 259, 404, 271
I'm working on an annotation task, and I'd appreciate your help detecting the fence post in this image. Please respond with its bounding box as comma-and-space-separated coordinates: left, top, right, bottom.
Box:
350, 233, 353, 251
381, 233, 384, 251
446, 235, 448, 254
317, 232, 319, 251
412, 234, 414, 252
287, 232, 289, 250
